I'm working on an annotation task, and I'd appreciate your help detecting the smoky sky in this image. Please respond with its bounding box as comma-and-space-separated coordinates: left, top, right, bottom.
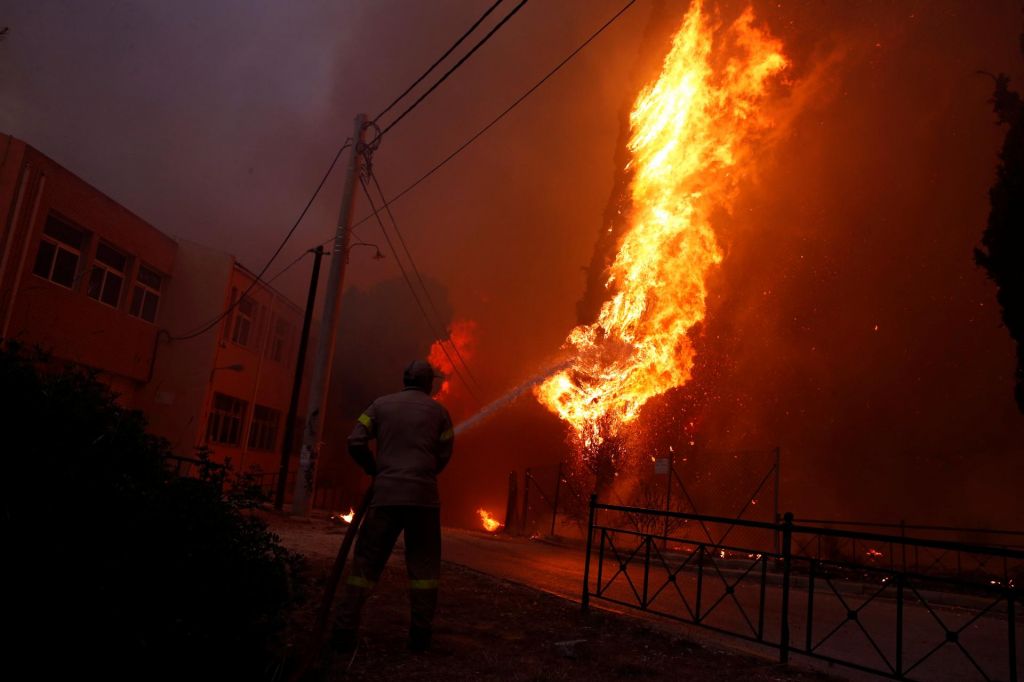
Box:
3, 1, 1024, 529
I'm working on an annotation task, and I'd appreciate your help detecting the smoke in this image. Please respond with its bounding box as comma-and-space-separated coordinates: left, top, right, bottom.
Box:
4, 1, 1024, 528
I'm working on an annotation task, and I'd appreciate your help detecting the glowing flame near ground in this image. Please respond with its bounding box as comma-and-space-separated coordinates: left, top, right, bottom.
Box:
477, 508, 502, 533
536, 2, 788, 460
340, 508, 355, 524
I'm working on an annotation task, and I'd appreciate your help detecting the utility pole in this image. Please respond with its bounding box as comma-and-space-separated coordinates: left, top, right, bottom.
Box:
291, 114, 366, 516
274, 245, 324, 510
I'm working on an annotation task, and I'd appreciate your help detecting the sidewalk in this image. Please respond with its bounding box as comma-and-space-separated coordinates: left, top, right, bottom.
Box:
271, 515, 835, 681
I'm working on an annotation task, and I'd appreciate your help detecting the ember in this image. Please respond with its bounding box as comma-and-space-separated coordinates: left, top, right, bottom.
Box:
477, 508, 502, 533
535, 1, 789, 464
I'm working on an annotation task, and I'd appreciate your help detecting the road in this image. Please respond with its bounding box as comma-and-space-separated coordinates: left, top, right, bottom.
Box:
440, 528, 1022, 682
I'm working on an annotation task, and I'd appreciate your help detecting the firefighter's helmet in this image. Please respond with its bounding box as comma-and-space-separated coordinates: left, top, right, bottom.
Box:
403, 360, 438, 392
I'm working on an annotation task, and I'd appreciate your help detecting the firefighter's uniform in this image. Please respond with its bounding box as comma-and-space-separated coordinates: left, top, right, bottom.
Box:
334, 361, 454, 651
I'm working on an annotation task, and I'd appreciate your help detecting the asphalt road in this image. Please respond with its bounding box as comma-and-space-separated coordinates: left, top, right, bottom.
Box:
440, 528, 1022, 682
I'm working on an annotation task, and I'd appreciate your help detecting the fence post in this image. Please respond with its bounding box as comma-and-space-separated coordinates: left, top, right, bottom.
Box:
582, 493, 597, 612
505, 471, 518, 534
780, 511, 793, 664
900, 520, 907, 572
550, 461, 562, 537
1008, 587, 1017, 682
895, 573, 904, 677
773, 446, 781, 554
664, 451, 673, 552
521, 468, 531, 535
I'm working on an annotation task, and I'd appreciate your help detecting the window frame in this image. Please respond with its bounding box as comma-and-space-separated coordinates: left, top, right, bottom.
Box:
87, 241, 128, 308
31, 215, 87, 289
230, 296, 256, 347
269, 316, 293, 364
247, 404, 281, 452
206, 392, 248, 446
129, 264, 163, 323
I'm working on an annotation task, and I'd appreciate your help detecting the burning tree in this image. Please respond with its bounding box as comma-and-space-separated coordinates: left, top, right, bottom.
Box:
976, 31, 1024, 412
535, 2, 790, 488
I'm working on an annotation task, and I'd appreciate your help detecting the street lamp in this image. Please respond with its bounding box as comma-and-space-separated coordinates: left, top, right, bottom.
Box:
344, 241, 385, 262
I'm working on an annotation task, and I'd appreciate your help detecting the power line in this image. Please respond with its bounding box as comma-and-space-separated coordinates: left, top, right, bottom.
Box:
374, 0, 507, 122
349, 0, 637, 236
170, 139, 352, 341
358, 173, 482, 404
374, 0, 530, 141
369, 171, 483, 391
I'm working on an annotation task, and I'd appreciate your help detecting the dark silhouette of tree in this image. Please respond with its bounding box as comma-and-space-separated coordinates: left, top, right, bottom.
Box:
976, 30, 1024, 412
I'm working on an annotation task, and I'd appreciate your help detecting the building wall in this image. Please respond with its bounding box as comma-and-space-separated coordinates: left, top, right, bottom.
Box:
132, 239, 233, 452
0, 135, 177, 401
199, 263, 311, 484
1, 134, 313, 498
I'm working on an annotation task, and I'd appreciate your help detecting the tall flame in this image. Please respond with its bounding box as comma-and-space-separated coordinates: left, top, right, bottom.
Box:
536, 2, 788, 458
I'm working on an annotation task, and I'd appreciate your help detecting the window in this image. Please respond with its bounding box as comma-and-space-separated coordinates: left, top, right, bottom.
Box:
270, 317, 293, 363
32, 215, 86, 288
247, 405, 281, 451
129, 265, 162, 322
230, 295, 257, 347
87, 242, 127, 308
207, 393, 248, 446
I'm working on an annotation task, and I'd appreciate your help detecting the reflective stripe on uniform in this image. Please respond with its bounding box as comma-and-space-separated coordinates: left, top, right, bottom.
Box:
346, 575, 375, 589
357, 413, 373, 430
439, 428, 454, 442
409, 579, 439, 589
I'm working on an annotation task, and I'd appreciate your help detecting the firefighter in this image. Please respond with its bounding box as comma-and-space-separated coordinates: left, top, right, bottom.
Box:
333, 359, 455, 653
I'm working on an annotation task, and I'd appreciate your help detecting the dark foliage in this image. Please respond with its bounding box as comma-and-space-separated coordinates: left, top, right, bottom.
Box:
976, 37, 1024, 412
1, 342, 304, 680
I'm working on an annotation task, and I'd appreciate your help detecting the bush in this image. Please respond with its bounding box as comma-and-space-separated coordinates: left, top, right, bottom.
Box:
1, 342, 304, 679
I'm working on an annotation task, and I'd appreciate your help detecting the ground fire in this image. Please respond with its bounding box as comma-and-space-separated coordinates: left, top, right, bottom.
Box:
535, 1, 789, 470
477, 508, 502, 533
330, 508, 355, 525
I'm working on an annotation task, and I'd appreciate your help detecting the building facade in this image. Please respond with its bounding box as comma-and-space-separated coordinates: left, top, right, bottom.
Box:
2, 135, 310, 493
0, 135, 177, 402
135, 240, 311, 481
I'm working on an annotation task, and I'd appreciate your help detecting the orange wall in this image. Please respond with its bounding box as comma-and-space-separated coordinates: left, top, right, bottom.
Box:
202, 265, 310, 476
0, 135, 176, 384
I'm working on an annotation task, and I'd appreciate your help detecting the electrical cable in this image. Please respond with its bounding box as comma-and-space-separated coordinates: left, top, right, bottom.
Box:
170, 139, 352, 340
358, 173, 482, 403
369, 171, 483, 391
373, 0, 530, 140
374, 0, 507, 122
347, 0, 637, 236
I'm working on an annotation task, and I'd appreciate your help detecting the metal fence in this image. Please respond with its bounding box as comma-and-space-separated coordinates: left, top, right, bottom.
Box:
583, 496, 1024, 681
516, 447, 780, 542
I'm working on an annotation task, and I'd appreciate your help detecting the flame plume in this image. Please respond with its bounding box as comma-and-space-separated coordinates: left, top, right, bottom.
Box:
536, 2, 788, 461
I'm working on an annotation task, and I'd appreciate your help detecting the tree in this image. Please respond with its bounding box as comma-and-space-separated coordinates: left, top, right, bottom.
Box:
1, 342, 304, 678
976, 38, 1024, 411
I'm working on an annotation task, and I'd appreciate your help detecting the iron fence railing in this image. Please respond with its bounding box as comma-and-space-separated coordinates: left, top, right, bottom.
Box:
583, 495, 1023, 682
161, 454, 225, 491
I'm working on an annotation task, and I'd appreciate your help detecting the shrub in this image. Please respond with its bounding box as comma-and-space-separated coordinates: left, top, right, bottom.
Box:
1, 342, 304, 679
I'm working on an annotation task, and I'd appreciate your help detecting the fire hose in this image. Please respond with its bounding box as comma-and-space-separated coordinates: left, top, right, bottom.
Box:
288, 483, 374, 681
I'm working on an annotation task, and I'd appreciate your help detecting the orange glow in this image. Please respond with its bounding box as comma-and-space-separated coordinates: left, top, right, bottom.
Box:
477, 508, 502, 533
428, 319, 477, 402
536, 2, 788, 461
